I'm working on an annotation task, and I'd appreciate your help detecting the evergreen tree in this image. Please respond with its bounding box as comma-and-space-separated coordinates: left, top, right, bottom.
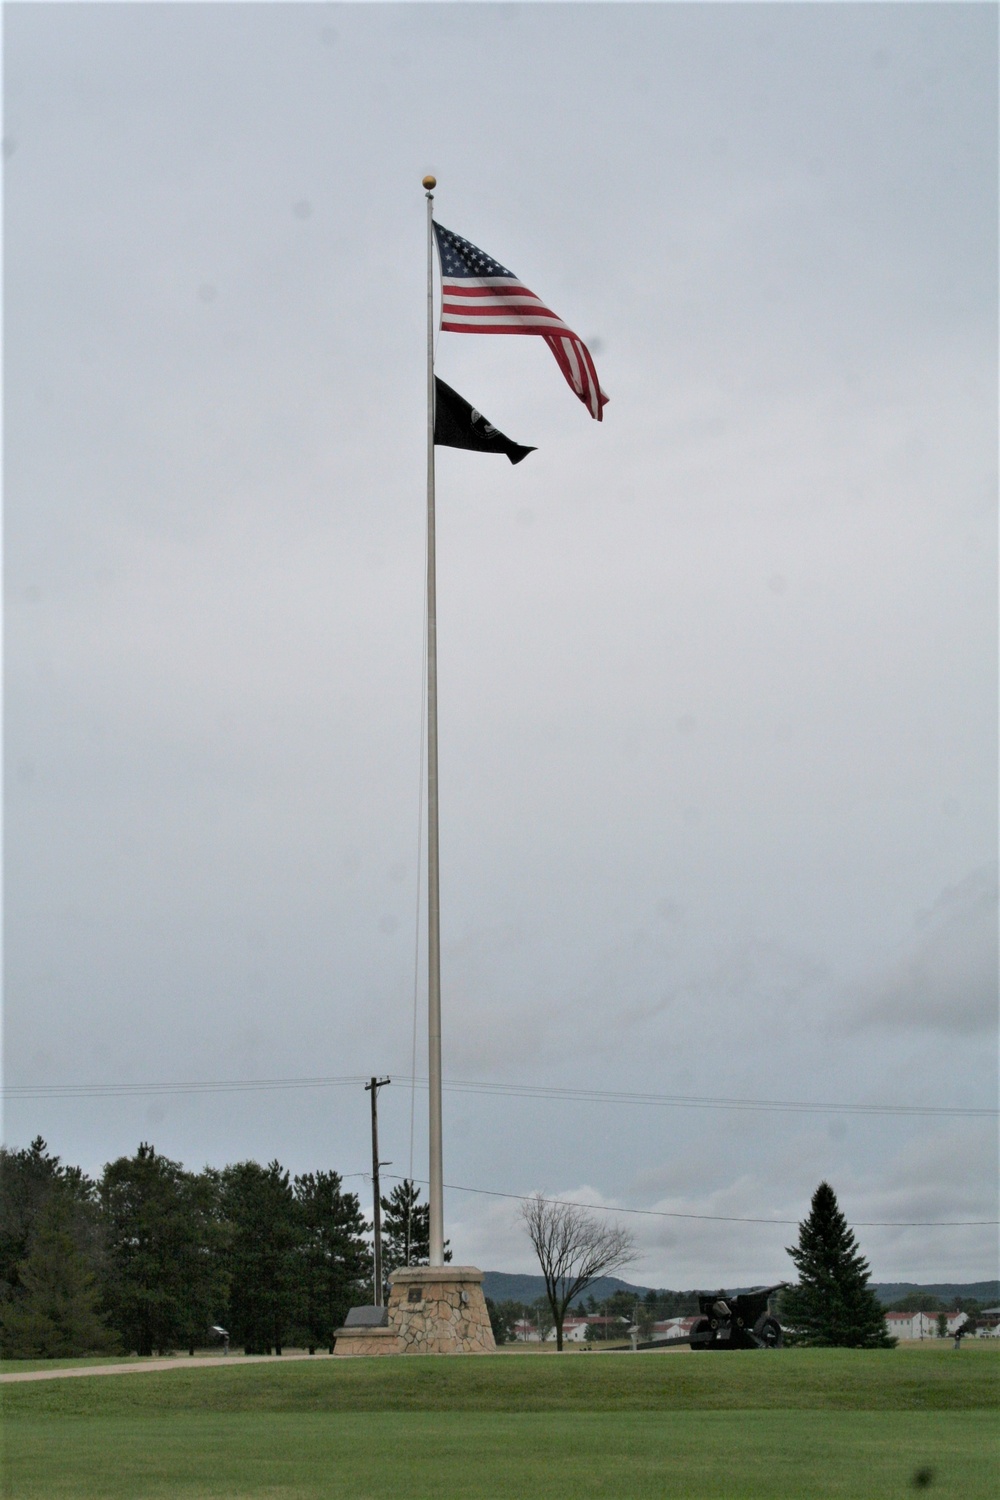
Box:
293, 1171, 370, 1352
0, 1195, 117, 1358
1, 1138, 100, 1305
646, 1288, 700, 1319
221, 1160, 299, 1354
101, 1144, 228, 1356
605, 1289, 638, 1320
485, 1298, 522, 1346
379, 1180, 450, 1279
783, 1182, 895, 1348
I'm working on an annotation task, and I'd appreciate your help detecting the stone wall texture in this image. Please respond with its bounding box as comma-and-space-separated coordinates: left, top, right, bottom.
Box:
331, 1325, 401, 1357
389, 1266, 496, 1355
333, 1265, 496, 1356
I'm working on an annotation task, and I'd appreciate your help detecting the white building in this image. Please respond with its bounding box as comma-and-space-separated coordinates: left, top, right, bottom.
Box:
651, 1316, 698, 1342
883, 1310, 966, 1340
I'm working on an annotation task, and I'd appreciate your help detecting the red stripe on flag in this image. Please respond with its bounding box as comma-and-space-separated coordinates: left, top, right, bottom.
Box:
435, 242, 608, 419
441, 282, 547, 302
440, 320, 557, 335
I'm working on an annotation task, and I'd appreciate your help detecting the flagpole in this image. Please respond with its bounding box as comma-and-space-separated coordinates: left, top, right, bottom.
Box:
422, 173, 445, 1267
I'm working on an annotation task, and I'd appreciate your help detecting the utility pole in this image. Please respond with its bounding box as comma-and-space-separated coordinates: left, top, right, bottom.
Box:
365, 1076, 391, 1305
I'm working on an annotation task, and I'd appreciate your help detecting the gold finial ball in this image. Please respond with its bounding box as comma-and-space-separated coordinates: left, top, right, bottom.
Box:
422, 175, 437, 190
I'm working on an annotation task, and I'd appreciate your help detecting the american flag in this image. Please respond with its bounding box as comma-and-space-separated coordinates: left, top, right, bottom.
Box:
433, 222, 608, 421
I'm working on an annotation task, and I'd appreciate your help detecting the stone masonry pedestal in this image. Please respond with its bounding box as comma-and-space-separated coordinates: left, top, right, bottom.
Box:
333, 1265, 496, 1355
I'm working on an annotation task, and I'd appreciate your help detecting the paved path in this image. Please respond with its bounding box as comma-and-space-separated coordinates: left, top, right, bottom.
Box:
1, 1352, 336, 1383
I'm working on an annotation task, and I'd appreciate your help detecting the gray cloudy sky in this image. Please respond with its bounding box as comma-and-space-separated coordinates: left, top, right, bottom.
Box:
4, 1, 997, 1289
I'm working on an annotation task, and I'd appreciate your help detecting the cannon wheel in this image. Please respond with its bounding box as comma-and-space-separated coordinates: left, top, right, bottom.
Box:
753, 1314, 783, 1348
690, 1317, 713, 1349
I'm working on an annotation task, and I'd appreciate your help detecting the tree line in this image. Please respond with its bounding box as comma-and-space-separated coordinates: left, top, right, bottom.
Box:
484, 1287, 703, 1347
882, 1290, 987, 1319
2, 1142, 946, 1360
517, 1181, 901, 1351
0, 1138, 439, 1359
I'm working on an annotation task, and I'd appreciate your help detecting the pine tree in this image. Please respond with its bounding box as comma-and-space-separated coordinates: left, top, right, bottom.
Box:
101, 1144, 228, 1356
293, 1171, 370, 1352
0, 1196, 117, 1358
783, 1182, 895, 1348
221, 1160, 299, 1355
1, 1138, 101, 1305
379, 1180, 450, 1279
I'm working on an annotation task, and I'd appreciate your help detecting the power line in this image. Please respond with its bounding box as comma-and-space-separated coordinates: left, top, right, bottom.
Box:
384, 1175, 1000, 1230
2, 1074, 994, 1118
436, 1079, 996, 1119
2, 1076, 372, 1098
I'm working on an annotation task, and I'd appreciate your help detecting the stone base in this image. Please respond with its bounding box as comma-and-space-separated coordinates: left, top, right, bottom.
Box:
334, 1266, 495, 1356
389, 1265, 496, 1354
330, 1323, 400, 1357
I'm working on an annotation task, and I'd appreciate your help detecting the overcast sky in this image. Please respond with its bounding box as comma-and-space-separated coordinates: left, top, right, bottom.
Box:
4, 1, 997, 1289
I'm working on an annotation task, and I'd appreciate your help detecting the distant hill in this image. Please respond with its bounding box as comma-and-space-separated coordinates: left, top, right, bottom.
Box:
482, 1272, 1000, 1309
870, 1281, 999, 1307
482, 1273, 655, 1306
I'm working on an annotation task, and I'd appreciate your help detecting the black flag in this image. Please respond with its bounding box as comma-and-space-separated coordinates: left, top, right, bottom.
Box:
433, 378, 535, 465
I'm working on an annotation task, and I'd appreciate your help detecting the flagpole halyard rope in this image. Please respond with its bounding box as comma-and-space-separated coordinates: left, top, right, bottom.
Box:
407, 537, 428, 1192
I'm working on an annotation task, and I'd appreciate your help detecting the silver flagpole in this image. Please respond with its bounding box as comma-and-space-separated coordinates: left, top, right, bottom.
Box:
422, 174, 445, 1266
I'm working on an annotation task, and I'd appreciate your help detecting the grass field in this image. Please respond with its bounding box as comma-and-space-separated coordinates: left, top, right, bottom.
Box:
3, 1343, 997, 1499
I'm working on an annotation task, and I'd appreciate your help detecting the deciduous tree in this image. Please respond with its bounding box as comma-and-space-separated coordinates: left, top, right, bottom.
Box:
636, 1294, 657, 1342
887, 1293, 943, 1313
533, 1295, 554, 1343
520, 1194, 636, 1351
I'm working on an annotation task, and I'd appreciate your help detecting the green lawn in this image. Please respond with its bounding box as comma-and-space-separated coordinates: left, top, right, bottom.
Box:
6, 1410, 997, 1500
3, 1344, 997, 1499
4, 1342, 995, 1415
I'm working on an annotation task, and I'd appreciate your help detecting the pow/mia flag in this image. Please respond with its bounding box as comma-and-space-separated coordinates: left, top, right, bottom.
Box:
433, 377, 536, 465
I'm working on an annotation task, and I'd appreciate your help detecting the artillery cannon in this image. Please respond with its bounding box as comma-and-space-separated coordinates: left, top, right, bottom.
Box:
689, 1284, 784, 1350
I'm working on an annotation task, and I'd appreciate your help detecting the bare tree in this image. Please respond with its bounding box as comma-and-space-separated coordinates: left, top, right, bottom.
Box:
520, 1194, 637, 1351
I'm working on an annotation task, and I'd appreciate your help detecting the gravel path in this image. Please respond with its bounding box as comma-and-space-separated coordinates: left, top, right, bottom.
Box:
1, 1352, 336, 1383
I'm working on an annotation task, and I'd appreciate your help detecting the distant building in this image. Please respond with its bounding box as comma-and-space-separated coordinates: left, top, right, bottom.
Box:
651, 1316, 698, 1342
883, 1310, 965, 1340
976, 1309, 1000, 1337
512, 1313, 632, 1343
